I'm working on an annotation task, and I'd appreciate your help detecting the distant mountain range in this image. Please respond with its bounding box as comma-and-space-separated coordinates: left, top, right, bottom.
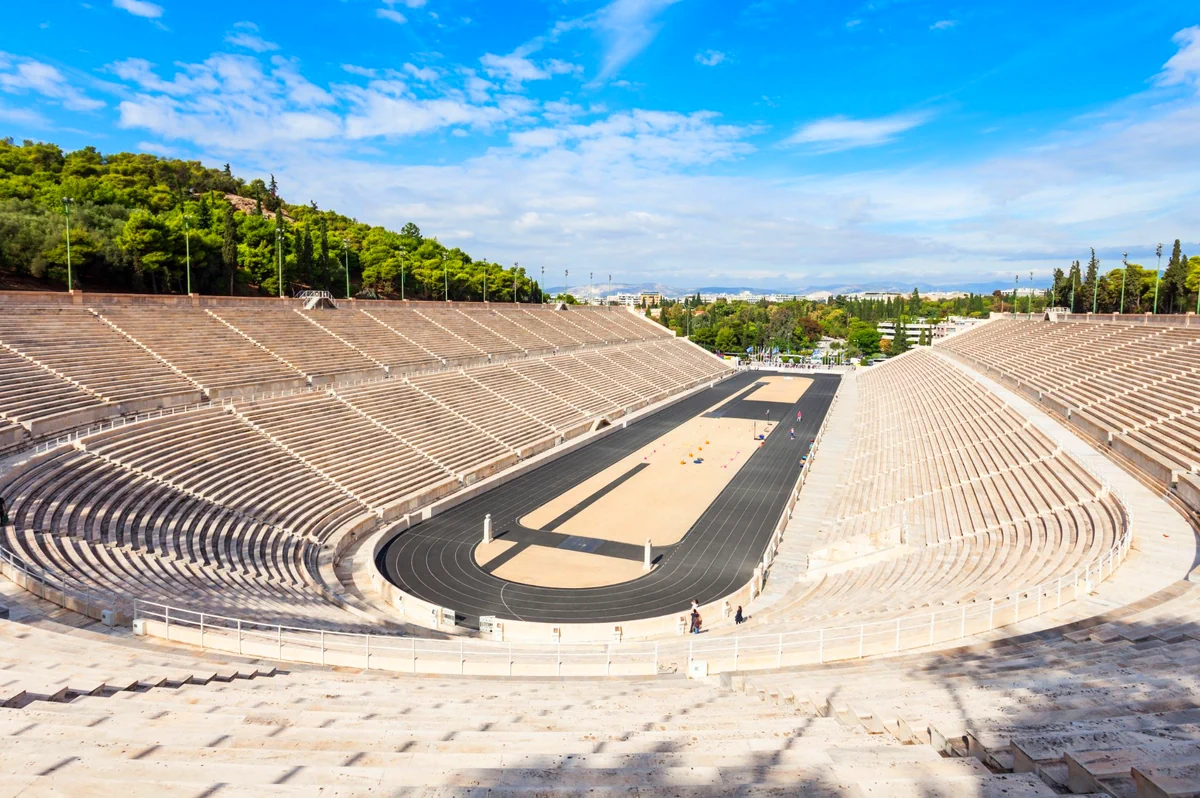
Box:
568, 280, 1030, 298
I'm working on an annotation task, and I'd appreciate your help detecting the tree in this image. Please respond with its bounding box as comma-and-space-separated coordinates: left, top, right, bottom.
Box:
848, 322, 881, 356
891, 318, 911, 355
714, 327, 737, 352
1162, 239, 1188, 313
118, 209, 172, 293
1083, 249, 1100, 313
221, 203, 239, 295
196, 194, 212, 229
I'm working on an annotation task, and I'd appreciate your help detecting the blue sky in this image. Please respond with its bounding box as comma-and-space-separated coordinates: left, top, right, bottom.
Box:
2, 1, 1199, 290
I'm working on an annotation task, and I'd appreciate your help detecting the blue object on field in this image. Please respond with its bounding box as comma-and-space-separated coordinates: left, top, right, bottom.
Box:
693, 458, 703, 464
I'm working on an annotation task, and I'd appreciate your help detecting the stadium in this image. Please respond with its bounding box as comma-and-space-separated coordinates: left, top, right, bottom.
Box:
0, 289, 1198, 796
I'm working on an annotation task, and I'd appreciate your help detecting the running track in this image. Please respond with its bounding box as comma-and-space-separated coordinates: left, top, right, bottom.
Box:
377, 371, 840, 626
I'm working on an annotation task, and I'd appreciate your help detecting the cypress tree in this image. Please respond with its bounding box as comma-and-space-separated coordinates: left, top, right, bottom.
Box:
221, 203, 239, 296
891, 318, 911, 354
1163, 239, 1188, 312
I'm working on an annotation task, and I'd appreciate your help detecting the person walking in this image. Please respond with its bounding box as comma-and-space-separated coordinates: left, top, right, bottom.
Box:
789, 427, 795, 441
689, 609, 700, 634
735, 606, 744, 625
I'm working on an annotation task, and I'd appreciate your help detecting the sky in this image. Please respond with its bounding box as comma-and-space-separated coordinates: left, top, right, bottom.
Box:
1, 1, 1199, 291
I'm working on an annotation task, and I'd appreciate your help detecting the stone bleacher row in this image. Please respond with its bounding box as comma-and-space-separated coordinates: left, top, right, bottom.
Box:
939, 318, 1200, 517
738, 580, 1200, 797
0, 605, 1061, 797
0, 302, 673, 450
1, 333, 729, 627
728, 349, 1124, 641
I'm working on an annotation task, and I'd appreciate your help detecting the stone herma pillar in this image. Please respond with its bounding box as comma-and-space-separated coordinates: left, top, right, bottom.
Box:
483, 514, 493, 544
643, 538, 652, 571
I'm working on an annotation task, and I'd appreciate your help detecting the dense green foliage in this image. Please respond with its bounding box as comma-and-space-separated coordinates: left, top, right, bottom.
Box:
0, 138, 542, 300
1051, 245, 1200, 314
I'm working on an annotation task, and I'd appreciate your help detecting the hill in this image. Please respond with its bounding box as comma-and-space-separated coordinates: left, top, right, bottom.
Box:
0, 138, 537, 301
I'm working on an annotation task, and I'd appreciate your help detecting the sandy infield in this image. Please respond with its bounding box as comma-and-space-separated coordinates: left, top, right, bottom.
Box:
520, 392, 781, 546
484, 545, 653, 589
474, 539, 516, 566
743, 375, 813, 403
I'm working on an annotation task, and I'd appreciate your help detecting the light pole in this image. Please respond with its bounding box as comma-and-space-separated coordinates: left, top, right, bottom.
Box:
399, 248, 406, 301
1013, 274, 1018, 316
1028, 271, 1033, 319
1070, 268, 1076, 313
540, 266, 544, 303
1092, 255, 1099, 315
183, 213, 193, 295
1154, 243, 1162, 315
61, 198, 74, 292
1120, 252, 1128, 314
275, 229, 284, 298
483, 268, 487, 302
343, 240, 350, 300
513, 261, 518, 303
565, 269, 569, 301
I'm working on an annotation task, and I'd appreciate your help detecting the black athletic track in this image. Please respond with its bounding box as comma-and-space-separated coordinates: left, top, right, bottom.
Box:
377, 371, 840, 626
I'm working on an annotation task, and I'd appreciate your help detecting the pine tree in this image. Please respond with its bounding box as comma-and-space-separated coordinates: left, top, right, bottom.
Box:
1084, 249, 1100, 313
221, 203, 239, 296
196, 194, 212, 229
254, 191, 263, 216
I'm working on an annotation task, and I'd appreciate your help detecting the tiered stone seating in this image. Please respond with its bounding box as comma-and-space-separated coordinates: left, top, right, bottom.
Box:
362, 306, 488, 362
0, 623, 1057, 795
738, 582, 1200, 797
235, 390, 455, 509
210, 309, 384, 382
333, 378, 513, 477
457, 305, 556, 352
98, 307, 307, 397
410, 369, 555, 451
297, 309, 440, 372
940, 319, 1200, 508
0, 347, 102, 434
0, 308, 201, 409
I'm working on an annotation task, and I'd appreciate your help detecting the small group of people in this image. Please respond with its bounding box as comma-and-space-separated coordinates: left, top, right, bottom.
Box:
688, 600, 747, 632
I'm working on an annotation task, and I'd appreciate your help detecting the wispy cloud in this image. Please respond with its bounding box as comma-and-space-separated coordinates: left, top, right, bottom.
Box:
1156, 26, 1200, 93
480, 51, 580, 90
0, 53, 104, 111
594, 0, 682, 82
225, 32, 278, 53
783, 112, 931, 152
930, 20, 957, 30
377, 8, 407, 24
695, 50, 728, 67
112, 0, 163, 20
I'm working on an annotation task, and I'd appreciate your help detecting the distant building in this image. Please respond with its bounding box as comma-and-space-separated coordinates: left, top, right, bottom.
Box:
639, 291, 662, 307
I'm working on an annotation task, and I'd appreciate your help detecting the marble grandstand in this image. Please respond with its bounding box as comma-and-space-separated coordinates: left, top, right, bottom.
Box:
0, 298, 1197, 796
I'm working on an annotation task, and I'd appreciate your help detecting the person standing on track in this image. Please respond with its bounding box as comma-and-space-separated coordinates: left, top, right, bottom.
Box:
789, 427, 795, 441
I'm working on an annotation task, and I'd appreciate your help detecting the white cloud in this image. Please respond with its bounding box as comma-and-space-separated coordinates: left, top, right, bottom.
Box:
377, 8, 407, 24
404, 63, 439, 82
1156, 26, 1200, 93
783, 112, 931, 151
695, 50, 728, 67
225, 32, 279, 53
930, 20, 957, 30
480, 52, 580, 90
112, 0, 163, 19
0, 53, 104, 111
594, 0, 681, 81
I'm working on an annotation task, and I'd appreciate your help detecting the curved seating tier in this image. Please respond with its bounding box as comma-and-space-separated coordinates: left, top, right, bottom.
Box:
0, 303, 730, 629
728, 349, 1125, 637
0, 302, 684, 451
939, 319, 1200, 506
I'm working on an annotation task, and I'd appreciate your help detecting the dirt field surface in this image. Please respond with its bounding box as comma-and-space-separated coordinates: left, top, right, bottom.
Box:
521, 397, 777, 547
743, 375, 813, 403
488, 545, 653, 589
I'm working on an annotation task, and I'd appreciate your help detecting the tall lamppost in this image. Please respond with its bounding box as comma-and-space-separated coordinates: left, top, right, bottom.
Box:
183, 213, 193, 295
343, 240, 350, 300
1070, 268, 1077, 313
1119, 252, 1128, 314
1092, 255, 1099, 315
483, 268, 488, 302
1013, 274, 1019, 316
399, 248, 406, 301
1028, 271, 1033, 319
275, 228, 284, 298
540, 266, 544, 304
564, 269, 569, 300
61, 198, 74, 292
1153, 243, 1162, 315
444, 263, 449, 302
